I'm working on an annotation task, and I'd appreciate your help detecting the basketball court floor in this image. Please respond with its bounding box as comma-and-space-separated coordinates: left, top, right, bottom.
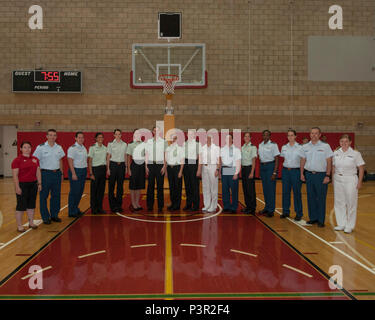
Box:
0, 178, 374, 300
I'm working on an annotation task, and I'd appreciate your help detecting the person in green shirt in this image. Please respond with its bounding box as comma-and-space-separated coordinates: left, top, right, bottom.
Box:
88, 133, 107, 214
241, 132, 257, 214
126, 129, 146, 212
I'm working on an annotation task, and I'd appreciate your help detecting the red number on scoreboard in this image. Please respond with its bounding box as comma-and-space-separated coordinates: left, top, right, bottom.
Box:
41, 71, 48, 81
53, 72, 59, 81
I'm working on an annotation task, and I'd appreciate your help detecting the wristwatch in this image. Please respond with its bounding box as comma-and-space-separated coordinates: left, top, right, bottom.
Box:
325, 174, 330, 178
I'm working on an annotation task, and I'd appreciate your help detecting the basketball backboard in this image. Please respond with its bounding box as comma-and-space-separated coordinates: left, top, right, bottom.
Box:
130, 43, 207, 89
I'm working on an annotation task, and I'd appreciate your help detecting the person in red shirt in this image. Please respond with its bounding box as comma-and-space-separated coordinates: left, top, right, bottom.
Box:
11, 141, 42, 232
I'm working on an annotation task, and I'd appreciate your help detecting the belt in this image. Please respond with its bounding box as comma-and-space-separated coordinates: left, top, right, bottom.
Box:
41, 169, 60, 172
260, 161, 275, 165
305, 170, 325, 174
168, 164, 180, 168
283, 167, 299, 171
110, 161, 125, 165
335, 173, 356, 177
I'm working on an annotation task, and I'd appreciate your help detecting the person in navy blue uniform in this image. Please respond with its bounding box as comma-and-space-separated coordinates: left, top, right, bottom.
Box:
280, 129, 305, 221
301, 127, 333, 227
67, 132, 88, 217
33, 129, 65, 224
258, 130, 280, 217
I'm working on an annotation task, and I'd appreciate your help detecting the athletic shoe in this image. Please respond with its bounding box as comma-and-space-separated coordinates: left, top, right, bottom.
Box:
280, 214, 289, 219
334, 226, 345, 231
43, 220, 52, 224
344, 227, 353, 234
317, 222, 325, 228
294, 216, 302, 221
266, 212, 274, 217
51, 217, 61, 222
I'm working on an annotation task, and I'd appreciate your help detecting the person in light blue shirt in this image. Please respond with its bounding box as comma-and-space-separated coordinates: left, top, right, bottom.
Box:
33, 129, 65, 224
220, 134, 241, 213
301, 127, 333, 227
280, 129, 305, 221
258, 130, 280, 217
67, 132, 88, 217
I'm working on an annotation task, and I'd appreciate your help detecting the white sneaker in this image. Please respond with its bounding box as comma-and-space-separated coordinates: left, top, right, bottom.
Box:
344, 228, 353, 234
202, 208, 208, 212
334, 226, 345, 231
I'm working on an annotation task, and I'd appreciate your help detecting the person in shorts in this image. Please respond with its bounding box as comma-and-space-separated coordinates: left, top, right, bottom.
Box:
11, 141, 42, 232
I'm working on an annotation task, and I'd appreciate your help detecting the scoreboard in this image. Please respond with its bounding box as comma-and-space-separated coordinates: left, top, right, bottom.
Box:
12, 70, 82, 93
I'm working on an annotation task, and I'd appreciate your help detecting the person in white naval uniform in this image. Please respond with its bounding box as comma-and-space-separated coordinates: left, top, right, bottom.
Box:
332, 134, 365, 234
197, 134, 221, 213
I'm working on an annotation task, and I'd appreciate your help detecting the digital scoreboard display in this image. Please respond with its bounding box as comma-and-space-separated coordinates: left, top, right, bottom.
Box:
12, 70, 82, 92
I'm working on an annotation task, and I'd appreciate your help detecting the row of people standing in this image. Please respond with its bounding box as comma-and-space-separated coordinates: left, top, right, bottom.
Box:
11, 127, 365, 235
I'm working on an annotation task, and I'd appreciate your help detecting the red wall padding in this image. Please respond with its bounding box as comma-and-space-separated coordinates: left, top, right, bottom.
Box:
17, 132, 354, 179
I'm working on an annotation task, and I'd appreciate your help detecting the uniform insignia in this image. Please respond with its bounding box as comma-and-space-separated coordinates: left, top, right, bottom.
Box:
32, 159, 37, 163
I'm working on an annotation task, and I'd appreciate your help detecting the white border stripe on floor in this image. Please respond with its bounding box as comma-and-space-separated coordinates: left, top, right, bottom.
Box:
78, 250, 106, 259
180, 243, 206, 248
230, 249, 257, 258
282, 264, 313, 278
21, 266, 52, 280
131, 243, 157, 248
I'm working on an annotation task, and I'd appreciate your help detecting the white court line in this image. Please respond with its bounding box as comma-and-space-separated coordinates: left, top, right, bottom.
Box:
180, 243, 206, 248
78, 250, 106, 259
230, 249, 257, 258
282, 264, 313, 278
0, 194, 86, 251
131, 243, 157, 248
329, 241, 345, 244
328, 208, 375, 270
256, 197, 375, 276
21, 266, 52, 280
116, 204, 222, 224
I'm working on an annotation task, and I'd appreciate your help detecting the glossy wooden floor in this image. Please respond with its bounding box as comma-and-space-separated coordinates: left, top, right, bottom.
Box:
0, 177, 374, 299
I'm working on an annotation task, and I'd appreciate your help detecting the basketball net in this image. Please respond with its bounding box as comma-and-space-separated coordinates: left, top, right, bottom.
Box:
159, 74, 179, 101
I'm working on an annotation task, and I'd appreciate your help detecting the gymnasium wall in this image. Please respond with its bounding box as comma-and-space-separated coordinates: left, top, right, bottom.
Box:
0, 0, 374, 171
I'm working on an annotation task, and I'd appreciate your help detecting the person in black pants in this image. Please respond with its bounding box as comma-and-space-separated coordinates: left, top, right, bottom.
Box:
145, 127, 168, 213
88, 133, 107, 214
183, 130, 200, 211
166, 134, 185, 211
241, 132, 258, 214
106, 129, 128, 213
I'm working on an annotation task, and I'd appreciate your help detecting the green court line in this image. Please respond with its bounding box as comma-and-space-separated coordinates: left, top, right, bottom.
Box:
0, 292, 347, 299
352, 292, 375, 296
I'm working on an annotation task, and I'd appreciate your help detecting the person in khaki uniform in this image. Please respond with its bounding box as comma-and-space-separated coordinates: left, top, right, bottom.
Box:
126, 129, 146, 212
106, 129, 127, 213
241, 132, 257, 214
88, 133, 107, 214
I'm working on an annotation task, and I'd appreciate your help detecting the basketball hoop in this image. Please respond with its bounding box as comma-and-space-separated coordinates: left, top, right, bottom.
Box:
158, 74, 179, 100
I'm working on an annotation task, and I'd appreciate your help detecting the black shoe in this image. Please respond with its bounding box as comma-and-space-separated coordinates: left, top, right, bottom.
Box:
231, 210, 237, 214
147, 207, 153, 212
189, 208, 199, 212
223, 209, 231, 213
158, 208, 163, 213
117, 208, 124, 213
183, 206, 191, 211
266, 212, 274, 217
259, 209, 269, 215
317, 222, 325, 228
111, 209, 117, 214
98, 209, 106, 214
134, 207, 143, 211
167, 205, 173, 210
248, 210, 256, 215
307, 220, 318, 225
241, 208, 250, 213
280, 214, 289, 219
51, 217, 61, 222
91, 209, 98, 214
68, 214, 77, 218
294, 216, 302, 221
43, 220, 51, 224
